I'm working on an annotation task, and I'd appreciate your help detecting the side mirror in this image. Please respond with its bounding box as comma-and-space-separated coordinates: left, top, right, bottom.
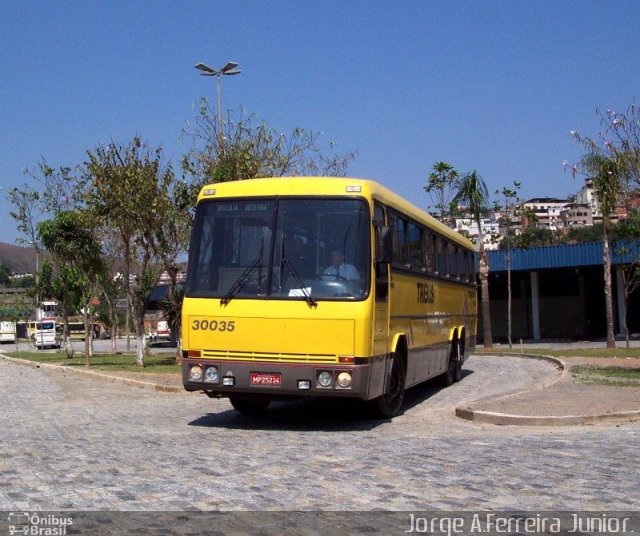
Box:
376, 226, 393, 263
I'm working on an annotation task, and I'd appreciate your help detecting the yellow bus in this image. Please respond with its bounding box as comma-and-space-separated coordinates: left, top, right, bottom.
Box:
182, 177, 477, 417
68, 321, 86, 341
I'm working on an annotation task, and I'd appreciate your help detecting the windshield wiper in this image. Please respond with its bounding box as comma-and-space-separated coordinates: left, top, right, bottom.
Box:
279, 237, 317, 308
220, 257, 262, 306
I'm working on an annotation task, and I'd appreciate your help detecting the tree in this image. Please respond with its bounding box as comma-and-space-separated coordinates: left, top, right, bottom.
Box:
36, 259, 77, 354
97, 227, 128, 355
509, 227, 559, 249
452, 170, 493, 348
424, 161, 459, 224
494, 181, 537, 348
38, 210, 103, 363
10, 162, 85, 243
575, 155, 625, 347
8, 184, 41, 249
85, 137, 175, 367
148, 178, 192, 363
495, 184, 518, 349
569, 103, 640, 347
182, 102, 357, 188
10, 162, 88, 354
8, 184, 43, 310
0, 264, 10, 286
11, 275, 36, 289
573, 104, 640, 187
565, 224, 605, 244
613, 211, 640, 348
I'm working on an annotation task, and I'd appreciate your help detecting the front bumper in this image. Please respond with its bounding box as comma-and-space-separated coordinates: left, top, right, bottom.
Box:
182, 355, 391, 400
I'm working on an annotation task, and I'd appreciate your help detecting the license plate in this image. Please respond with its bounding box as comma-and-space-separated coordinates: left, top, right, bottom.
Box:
250, 372, 282, 386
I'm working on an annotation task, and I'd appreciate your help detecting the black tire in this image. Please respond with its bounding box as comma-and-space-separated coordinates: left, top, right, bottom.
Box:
229, 395, 271, 415
440, 338, 461, 386
373, 352, 406, 418
454, 338, 463, 382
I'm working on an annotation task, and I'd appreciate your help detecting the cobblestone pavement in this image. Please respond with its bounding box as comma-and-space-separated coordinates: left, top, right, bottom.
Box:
1, 355, 639, 512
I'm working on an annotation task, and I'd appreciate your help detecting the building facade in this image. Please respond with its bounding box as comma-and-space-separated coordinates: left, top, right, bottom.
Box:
482, 242, 640, 342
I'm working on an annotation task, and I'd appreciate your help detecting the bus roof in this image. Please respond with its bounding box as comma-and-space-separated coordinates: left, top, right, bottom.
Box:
197, 177, 475, 250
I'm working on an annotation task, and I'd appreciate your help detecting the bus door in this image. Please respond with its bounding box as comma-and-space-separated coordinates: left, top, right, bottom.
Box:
373, 203, 390, 356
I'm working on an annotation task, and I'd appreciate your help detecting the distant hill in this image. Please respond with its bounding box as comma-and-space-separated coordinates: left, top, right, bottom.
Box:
0, 242, 38, 273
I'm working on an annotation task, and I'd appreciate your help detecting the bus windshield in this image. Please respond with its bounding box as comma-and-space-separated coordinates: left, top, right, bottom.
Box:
187, 198, 370, 301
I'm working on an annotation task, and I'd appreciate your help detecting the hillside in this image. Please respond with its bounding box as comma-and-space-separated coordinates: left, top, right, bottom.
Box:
0, 242, 37, 273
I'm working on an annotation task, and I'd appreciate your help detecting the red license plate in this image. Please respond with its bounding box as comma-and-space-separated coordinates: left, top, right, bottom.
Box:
250, 372, 282, 386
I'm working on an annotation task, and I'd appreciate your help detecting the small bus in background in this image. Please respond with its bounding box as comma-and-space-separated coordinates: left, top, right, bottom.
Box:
145, 313, 172, 344
68, 320, 110, 341
37, 301, 58, 320
0, 321, 16, 343
155, 320, 171, 342
30, 320, 62, 349
68, 321, 86, 341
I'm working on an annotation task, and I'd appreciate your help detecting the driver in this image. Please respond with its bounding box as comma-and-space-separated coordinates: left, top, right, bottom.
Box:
322, 249, 360, 281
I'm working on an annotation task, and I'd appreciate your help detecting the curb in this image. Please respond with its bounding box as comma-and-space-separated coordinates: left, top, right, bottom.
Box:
455, 353, 640, 426
455, 406, 640, 426
0, 354, 182, 393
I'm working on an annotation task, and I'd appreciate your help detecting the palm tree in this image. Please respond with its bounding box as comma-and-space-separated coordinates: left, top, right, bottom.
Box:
580, 154, 626, 348
452, 170, 493, 348
425, 161, 459, 224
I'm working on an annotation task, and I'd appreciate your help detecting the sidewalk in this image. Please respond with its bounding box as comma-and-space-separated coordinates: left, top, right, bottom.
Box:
456, 354, 640, 426
0, 354, 183, 393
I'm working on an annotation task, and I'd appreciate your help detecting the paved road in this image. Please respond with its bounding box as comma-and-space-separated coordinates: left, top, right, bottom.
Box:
1, 354, 639, 512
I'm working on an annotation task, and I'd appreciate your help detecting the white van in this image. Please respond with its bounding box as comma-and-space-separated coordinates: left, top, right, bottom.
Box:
31, 320, 62, 349
0, 321, 16, 343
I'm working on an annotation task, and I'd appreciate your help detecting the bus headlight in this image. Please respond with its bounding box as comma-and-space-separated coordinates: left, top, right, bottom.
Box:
337, 371, 352, 388
317, 371, 333, 388
204, 366, 219, 383
189, 365, 203, 381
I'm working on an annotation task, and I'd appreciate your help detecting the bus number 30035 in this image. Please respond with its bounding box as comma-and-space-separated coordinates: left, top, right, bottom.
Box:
191, 319, 236, 332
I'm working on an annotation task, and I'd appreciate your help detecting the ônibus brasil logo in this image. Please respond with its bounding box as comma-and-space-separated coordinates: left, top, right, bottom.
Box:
8, 512, 73, 535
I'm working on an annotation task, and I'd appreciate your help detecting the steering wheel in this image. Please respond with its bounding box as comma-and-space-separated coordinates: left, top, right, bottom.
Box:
321, 272, 348, 282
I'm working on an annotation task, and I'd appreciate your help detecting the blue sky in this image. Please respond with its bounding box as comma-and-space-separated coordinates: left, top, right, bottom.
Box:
1, 1, 639, 245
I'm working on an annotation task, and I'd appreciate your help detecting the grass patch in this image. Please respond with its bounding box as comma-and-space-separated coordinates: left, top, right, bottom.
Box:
571, 365, 640, 387
4, 350, 180, 374
477, 347, 640, 359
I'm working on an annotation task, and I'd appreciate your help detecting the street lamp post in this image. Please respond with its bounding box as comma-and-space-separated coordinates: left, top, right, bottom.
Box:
195, 61, 241, 150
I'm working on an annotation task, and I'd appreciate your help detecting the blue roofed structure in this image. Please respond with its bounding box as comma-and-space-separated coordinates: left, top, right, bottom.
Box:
480, 241, 640, 342
487, 241, 640, 272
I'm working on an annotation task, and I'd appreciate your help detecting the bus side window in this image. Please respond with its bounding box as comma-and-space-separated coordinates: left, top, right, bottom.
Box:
407, 222, 422, 272
457, 247, 465, 281
423, 231, 435, 274
448, 243, 458, 279
470, 251, 477, 282
436, 237, 447, 276
390, 213, 408, 267
460, 251, 468, 282
374, 203, 389, 302
462, 250, 470, 282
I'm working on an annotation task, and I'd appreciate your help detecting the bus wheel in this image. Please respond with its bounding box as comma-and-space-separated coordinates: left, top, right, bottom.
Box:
229, 395, 270, 415
373, 352, 406, 418
454, 338, 463, 382
440, 338, 461, 386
